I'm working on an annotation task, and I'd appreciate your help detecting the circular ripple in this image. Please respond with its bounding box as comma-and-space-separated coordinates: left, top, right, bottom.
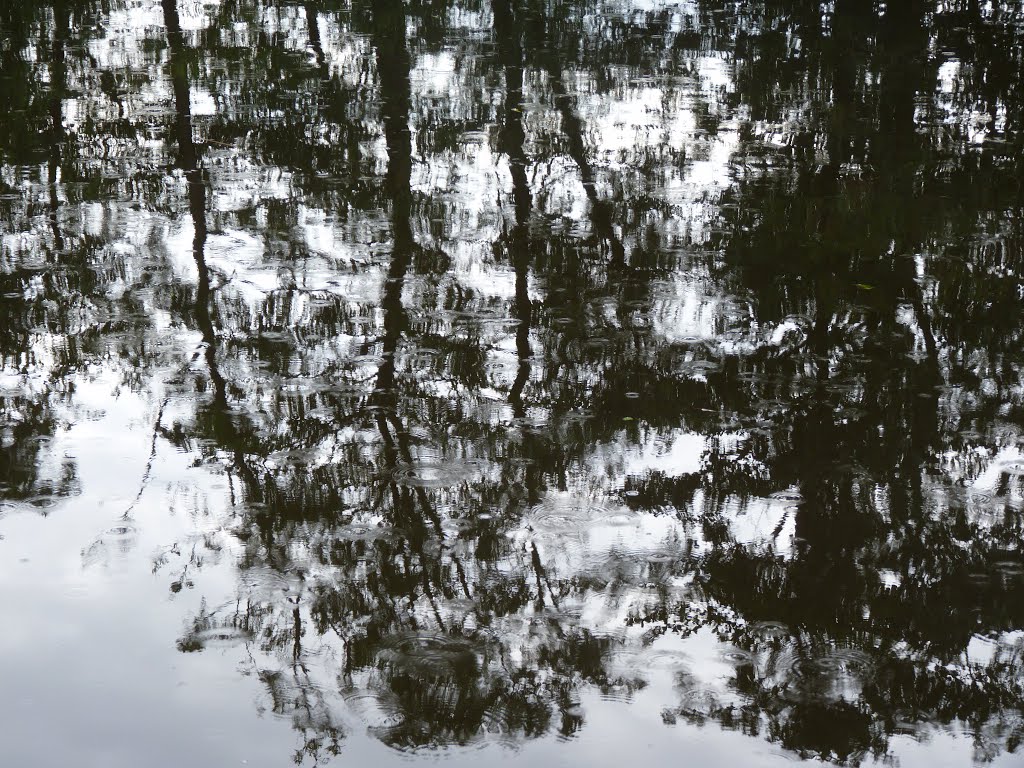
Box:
342, 689, 405, 730
526, 499, 615, 533
391, 463, 447, 488
441, 517, 477, 537
749, 621, 790, 641
590, 504, 642, 527
337, 521, 391, 542
105, 524, 136, 538
529, 511, 586, 533
476, 707, 526, 751
992, 557, 1024, 577
646, 551, 680, 564
391, 460, 485, 489
683, 360, 722, 375
377, 632, 478, 678
676, 686, 744, 716
484, 358, 518, 376
191, 625, 255, 648
510, 415, 548, 434
891, 709, 924, 735
769, 490, 804, 503
719, 648, 755, 666
789, 647, 873, 681
81, 523, 139, 567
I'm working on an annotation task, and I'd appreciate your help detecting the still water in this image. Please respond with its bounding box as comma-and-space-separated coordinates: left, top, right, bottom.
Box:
1, 0, 1023, 765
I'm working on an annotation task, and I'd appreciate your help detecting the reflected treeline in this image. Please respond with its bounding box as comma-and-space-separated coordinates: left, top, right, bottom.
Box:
2, 0, 1024, 763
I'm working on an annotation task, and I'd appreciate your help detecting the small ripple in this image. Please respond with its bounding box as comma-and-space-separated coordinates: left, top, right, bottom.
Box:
645, 548, 684, 565
612, 644, 692, 683
676, 685, 745, 717
748, 621, 790, 641
337, 522, 391, 542
391, 463, 447, 488
501, 456, 535, 468
377, 631, 478, 678
241, 569, 296, 601
193, 626, 255, 646
991, 553, 1024, 577
179, 623, 255, 651
782, 313, 813, 329
440, 596, 477, 618
81, 522, 139, 567
719, 648, 755, 667
590, 504, 642, 527
600, 513, 643, 528
766, 645, 874, 703
769, 490, 803, 503
484, 358, 519, 376
681, 359, 722, 376
342, 689, 405, 730
641, 649, 693, 674
792, 650, 871, 677
997, 460, 1024, 476
391, 460, 486, 489
561, 408, 593, 424
782, 646, 874, 701
891, 709, 925, 736
476, 707, 526, 751
599, 680, 639, 704
105, 524, 136, 538
510, 415, 548, 434
528, 512, 585, 534
351, 353, 386, 366
449, 311, 518, 330
526, 499, 618, 533
440, 517, 477, 537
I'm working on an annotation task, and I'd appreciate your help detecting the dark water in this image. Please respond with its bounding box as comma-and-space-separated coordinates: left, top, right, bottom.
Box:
1, 1, 1023, 765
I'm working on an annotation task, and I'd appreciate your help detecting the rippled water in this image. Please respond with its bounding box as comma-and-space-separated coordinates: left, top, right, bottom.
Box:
2, 0, 1024, 765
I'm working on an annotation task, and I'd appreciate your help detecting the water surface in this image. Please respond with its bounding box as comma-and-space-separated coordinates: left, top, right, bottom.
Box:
2, 1, 1024, 766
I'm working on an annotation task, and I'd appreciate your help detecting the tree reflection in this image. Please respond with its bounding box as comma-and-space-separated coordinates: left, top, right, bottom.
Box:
2, 0, 1024, 764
